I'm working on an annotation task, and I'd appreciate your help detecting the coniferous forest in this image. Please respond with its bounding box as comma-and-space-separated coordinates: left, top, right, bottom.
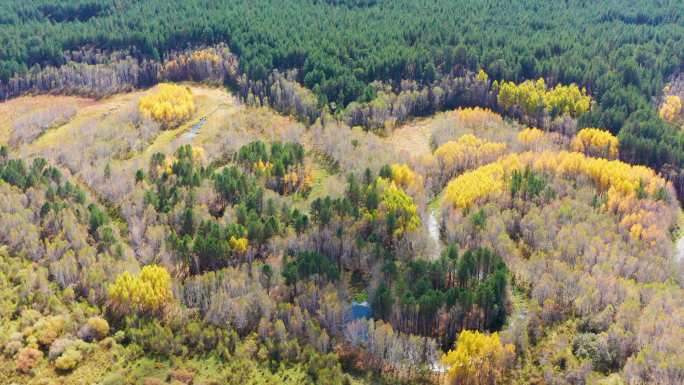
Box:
0, 1, 683, 385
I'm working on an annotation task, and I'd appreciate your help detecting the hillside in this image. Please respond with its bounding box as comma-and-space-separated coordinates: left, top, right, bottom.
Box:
0, 83, 682, 385
1, 0, 684, 202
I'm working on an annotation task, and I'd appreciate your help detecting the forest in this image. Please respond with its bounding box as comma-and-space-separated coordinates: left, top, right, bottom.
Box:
0, 1, 683, 385
1, 0, 684, 190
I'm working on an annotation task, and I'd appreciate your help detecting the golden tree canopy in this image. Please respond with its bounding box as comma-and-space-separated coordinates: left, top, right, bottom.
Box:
378, 180, 420, 236
441, 330, 515, 385
390, 163, 420, 189
659, 95, 682, 123
571, 128, 619, 159
434, 134, 507, 171
139, 84, 196, 129
443, 151, 668, 210
108, 264, 173, 316
498, 78, 591, 118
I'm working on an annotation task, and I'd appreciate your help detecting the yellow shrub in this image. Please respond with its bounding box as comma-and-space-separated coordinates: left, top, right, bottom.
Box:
139, 84, 195, 129
571, 128, 619, 159
54, 348, 82, 371
34, 316, 65, 347
229, 236, 249, 253
85, 317, 110, 340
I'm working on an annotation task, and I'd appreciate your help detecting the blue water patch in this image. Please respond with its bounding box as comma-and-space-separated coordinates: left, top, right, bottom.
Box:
351, 301, 372, 320
182, 116, 206, 140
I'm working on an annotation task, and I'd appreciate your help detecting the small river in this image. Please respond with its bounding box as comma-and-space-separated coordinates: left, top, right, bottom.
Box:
181, 116, 207, 140
427, 210, 443, 259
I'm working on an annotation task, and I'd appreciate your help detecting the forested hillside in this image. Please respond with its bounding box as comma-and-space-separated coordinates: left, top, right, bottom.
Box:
1, 2, 684, 385
1, 0, 684, 194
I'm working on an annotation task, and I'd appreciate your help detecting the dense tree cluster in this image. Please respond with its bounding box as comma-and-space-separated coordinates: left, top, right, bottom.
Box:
436, 131, 682, 384
660, 95, 682, 123
497, 78, 591, 120
0, 44, 239, 100
0, 148, 133, 301
432, 134, 507, 190
443, 150, 670, 210
570, 128, 620, 159
1, 0, 683, 191
2, 89, 684, 383
140, 144, 306, 274
441, 330, 515, 385
138, 84, 195, 129
2, 5, 684, 378
444, 163, 506, 209
235, 141, 311, 195
373, 246, 510, 347
107, 265, 173, 317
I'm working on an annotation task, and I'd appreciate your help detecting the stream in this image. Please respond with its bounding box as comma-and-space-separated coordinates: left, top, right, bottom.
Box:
181, 116, 207, 140
427, 209, 443, 259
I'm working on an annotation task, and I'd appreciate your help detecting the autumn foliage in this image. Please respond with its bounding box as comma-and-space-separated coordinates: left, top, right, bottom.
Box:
443, 151, 668, 209
16, 347, 43, 373
659, 95, 682, 123
516, 127, 545, 146
108, 265, 173, 316
435, 135, 507, 172
443, 162, 506, 209
389, 163, 420, 190
432, 134, 507, 187
139, 84, 195, 129
497, 78, 591, 118
378, 179, 420, 236
453, 107, 504, 130
571, 128, 619, 159
441, 330, 514, 385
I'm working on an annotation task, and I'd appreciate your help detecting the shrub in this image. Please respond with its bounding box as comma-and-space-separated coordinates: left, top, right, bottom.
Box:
101, 372, 125, 385
3, 340, 22, 357
78, 316, 110, 341
16, 347, 43, 373
54, 347, 82, 371
48, 337, 74, 360
34, 316, 66, 347
169, 368, 195, 384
